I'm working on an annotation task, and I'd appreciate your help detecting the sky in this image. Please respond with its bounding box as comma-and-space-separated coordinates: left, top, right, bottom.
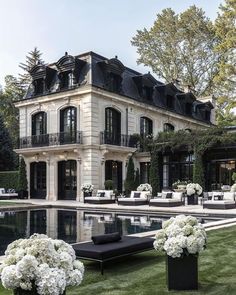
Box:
0, 0, 223, 87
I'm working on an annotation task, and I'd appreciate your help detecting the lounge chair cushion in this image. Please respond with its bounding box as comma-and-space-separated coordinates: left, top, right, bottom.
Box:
213, 195, 223, 200
73, 236, 154, 260
150, 198, 182, 204
85, 197, 112, 201
223, 192, 235, 201
92, 232, 121, 245
204, 200, 235, 205
133, 192, 141, 198
96, 190, 114, 199
97, 192, 105, 197
118, 198, 147, 202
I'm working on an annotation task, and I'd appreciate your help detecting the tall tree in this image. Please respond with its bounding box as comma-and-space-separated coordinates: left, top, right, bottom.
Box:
19, 47, 44, 89
0, 115, 16, 171
124, 157, 136, 195
214, 0, 236, 125
131, 6, 219, 96
0, 75, 24, 144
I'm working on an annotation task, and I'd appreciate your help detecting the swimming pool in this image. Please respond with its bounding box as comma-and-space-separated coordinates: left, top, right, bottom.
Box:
0, 208, 228, 256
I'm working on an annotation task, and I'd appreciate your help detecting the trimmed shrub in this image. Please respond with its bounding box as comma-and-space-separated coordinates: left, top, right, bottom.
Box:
124, 157, 136, 195
18, 157, 28, 191
149, 148, 160, 196
0, 171, 19, 190
104, 179, 114, 190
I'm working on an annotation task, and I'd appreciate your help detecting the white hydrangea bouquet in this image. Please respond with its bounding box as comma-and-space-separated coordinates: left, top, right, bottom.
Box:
137, 183, 152, 193
81, 183, 94, 193
186, 183, 203, 196
153, 215, 207, 258
0, 234, 84, 295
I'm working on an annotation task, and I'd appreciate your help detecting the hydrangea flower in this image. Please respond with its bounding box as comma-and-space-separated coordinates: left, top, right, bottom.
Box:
186, 183, 203, 196
153, 215, 207, 258
81, 183, 94, 193
137, 183, 152, 193
0, 234, 84, 295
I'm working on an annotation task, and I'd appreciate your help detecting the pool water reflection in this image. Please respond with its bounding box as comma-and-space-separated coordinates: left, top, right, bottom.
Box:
0, 209, 223, 256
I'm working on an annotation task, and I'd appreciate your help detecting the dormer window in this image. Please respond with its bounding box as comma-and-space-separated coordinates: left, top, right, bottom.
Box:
59, 71, 74, 89
133, 73, 156, 101
29, 64, 57, 96
33, 79, 45, 95
185, 103, 192, 115
143, 86, 153, 100
98, 58, 125, 94
108, 72, 122, 93
56, 53, 87, 91
205, 110, 211, 121
166, 95, 174, 109
164, 123, 174, 132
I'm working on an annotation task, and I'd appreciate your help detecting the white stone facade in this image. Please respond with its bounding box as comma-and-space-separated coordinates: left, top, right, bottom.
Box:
15, 83, 212, 201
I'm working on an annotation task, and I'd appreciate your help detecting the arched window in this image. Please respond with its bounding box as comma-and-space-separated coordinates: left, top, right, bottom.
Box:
140, 117, 153, 137
163, 123, 175, 132
105, 107, 121, 145
60, 107, 77, 143
32, 112, 47, 136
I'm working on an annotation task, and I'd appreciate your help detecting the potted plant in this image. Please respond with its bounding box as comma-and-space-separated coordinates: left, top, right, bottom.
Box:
154, 215, 207, 291
104, 179, 114, 190
0, 234, 84, 295
18, 157, 28, 199
81, 183, 94, 198
186, 183, 203, 205
137, 183, 152, 193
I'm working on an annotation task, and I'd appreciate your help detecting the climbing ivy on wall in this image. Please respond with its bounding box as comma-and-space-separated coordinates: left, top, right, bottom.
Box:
150, 127, 236, 189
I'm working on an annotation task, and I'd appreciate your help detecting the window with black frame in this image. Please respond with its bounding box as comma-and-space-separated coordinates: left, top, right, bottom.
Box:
140, 117, 153, 137
140, 162, 150, 183
105, 107, 121, 145
31, 112, 48, 146
60, 107, 77, 144
163, 123, 175, 132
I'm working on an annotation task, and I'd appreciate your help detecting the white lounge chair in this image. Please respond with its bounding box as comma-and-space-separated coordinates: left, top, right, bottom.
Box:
0, 188, 18, 199
117, 191, 151, 206
84, 190, 115, 204
149, 192, 184, 207
203, 192, 235, 209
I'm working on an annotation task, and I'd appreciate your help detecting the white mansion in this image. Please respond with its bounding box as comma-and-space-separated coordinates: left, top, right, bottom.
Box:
15, 51, 215, 201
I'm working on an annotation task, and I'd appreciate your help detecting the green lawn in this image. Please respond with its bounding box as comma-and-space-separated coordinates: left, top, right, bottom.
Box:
1, 225, 236, 294
0, 202, 21, 206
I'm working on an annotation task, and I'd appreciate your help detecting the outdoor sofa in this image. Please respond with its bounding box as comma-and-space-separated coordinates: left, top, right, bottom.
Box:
117, 191, 151, 206
0, 188, 18, 200
84, 190, 115, 204
149, 191, 184, 207
203, 191, 236, 209
72, 233, 154, 274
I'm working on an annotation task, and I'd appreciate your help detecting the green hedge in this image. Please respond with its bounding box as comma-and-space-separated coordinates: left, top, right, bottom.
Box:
0, 171, 19, 190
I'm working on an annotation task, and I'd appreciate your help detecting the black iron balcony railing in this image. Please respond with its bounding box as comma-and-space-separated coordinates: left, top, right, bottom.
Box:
18, 131, 83, 149
100, 131, 138, 148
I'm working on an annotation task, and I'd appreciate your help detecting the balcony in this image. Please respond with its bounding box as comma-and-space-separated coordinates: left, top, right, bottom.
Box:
18, 131, 83, 149
100, 131, 138, 148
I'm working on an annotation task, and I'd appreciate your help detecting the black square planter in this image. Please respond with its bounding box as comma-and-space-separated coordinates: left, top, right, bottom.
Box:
187, 194, 198, 205
166, 255, 198, 290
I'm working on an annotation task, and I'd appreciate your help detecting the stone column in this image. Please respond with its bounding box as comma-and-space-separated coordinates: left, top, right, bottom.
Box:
76, 157, 82, 202
26, 160, 31, 199
46, 156, 50, 201
48, 157, 57, 201
101, 156, 105, 189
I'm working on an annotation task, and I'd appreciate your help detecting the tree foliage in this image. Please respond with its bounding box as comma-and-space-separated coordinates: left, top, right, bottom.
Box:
0, 75, 25, 144
149, 147, 160, 196
0, 115, 16, 171
214, 0, 236, 125
19, 47, 44, 89
131, 6, 218, 96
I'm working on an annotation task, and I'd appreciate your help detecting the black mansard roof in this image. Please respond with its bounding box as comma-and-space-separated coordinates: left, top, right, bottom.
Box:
24, 51, 213, 124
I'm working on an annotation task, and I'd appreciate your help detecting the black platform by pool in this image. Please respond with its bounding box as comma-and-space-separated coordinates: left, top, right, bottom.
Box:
72, 236, 154, 274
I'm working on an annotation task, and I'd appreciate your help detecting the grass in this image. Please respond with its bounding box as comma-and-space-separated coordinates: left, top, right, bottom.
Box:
1, 225, 236, 294
0, 202, 23, 206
